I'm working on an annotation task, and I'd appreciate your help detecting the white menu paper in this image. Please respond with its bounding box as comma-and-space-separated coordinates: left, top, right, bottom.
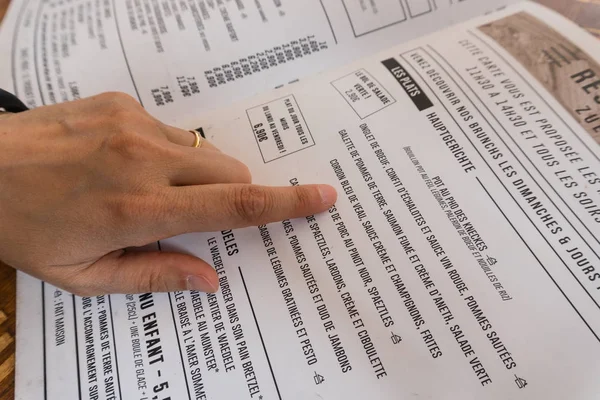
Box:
5, 1, 600, 399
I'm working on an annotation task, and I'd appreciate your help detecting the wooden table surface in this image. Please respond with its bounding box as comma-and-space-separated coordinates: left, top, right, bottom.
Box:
0, 0, 599, 398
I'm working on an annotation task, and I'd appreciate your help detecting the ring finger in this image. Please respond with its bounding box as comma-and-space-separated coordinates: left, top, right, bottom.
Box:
162, 125, 220, 151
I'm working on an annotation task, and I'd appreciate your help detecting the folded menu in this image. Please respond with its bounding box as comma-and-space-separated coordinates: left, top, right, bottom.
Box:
1, 0, 600, 398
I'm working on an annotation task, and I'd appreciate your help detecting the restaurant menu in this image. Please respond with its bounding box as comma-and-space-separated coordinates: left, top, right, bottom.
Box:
3, 1, 600, 399
0, 0, 516, 123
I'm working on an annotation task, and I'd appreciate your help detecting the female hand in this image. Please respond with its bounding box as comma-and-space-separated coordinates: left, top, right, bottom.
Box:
0, 92, 337, 296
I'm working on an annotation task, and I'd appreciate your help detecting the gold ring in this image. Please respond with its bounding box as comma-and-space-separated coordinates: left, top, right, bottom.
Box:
189, 130, 203, 148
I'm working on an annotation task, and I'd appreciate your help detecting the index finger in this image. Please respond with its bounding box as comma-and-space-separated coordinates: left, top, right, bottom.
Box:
157, 183, 337, 236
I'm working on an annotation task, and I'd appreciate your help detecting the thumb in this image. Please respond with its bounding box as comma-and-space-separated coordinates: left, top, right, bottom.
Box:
70, 250, 219, 295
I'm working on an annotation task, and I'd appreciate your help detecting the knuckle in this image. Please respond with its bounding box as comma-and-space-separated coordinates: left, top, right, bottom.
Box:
102, 124, 166, 162
111, 107, 138, 125
96, 93, 144, 123
293, 186, 314, 210
233, 185, 271, 223
104, 130, 145, 160
135, 265, 170, 293
98, 91, 139, 108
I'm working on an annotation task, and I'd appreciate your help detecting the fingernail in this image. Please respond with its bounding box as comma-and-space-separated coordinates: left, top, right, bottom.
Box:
186, 275, 217, 293
318, 185, 337, 206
